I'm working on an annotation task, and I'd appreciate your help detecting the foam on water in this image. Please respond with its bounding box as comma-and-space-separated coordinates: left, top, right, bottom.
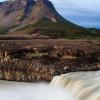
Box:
0, 71, 100, 100
50, 71, 100, 100
0, 81, 74, 100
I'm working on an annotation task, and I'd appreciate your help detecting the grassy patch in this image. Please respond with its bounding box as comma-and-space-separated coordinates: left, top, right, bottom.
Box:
17, 24, 34, 31
0, 27, 8, 35
16, 20, 100, 39
25, 52, 48, 59
34, 20, 100, 38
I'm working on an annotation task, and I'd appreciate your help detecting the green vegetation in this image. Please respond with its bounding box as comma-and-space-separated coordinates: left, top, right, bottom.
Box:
16, 20, 100, 39
0, 27, 8, 35
34, 20, 100, 39
17, 24, 34, 31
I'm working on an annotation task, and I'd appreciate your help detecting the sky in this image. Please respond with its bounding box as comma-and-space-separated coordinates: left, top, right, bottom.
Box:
0, 0, 100, 28
51, 0, 100, 28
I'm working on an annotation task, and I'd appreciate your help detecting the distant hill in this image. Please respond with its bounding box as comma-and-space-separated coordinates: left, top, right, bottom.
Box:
0, 0, 99, 39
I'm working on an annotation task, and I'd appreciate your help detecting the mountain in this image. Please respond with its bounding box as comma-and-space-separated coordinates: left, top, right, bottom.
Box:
0, 0, 26, 27
24, 0, 67, 22
0, 0, 69, 27
0, 0, 26, 15
0, 0, 99, 39
24, 0, 35, 17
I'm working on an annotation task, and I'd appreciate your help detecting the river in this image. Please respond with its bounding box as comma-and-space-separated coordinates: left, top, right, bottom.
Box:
0, 81, 74, 100
0, 71, 100, 100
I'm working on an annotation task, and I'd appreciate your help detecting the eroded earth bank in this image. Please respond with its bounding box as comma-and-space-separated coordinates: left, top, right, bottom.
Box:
0, 39, 100, 82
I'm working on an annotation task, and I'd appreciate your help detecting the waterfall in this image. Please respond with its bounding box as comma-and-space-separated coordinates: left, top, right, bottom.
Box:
0, 71, 100, 100
50, 71, 100, 100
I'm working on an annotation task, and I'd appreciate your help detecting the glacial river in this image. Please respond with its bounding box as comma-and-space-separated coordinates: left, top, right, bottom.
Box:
0, 71, 100, 100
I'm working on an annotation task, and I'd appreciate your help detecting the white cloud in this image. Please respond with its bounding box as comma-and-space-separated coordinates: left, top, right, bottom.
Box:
50, 0, 100, 28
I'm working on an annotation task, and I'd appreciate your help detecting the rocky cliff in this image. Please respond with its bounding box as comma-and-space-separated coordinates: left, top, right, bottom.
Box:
0, 0, 69, 27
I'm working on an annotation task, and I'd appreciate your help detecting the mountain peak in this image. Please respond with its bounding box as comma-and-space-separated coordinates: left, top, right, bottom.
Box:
24, 0, 35, 16
24, 0, 67, 23
0, 0, 71, 27
37, 0, 46, 2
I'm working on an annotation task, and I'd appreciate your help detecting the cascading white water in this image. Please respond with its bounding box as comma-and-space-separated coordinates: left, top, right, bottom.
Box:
50, 71, 100, 100
0, 71, 100, 100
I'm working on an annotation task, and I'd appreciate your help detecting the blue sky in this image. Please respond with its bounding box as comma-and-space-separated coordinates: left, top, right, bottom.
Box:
50, 0, 100, 28
0, 0, 100, 28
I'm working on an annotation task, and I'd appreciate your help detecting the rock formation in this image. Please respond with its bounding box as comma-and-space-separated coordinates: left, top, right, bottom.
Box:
0, 0, 74, 27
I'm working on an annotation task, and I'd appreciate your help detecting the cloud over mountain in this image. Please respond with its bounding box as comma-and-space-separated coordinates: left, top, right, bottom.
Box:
50, 0, 100, 28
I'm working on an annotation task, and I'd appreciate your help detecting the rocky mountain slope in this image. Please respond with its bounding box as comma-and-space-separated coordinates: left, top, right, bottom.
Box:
0, 0, 99, 38
0, 0, 69, 27
0, 0, 26, 27
23, 0, 68, 23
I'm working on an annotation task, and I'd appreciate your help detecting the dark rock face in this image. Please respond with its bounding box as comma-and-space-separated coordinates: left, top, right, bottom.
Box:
0, 2, 3, 6
31, 0, 67, 22
43, 0, 55, 10
42, 0, 67, 22
37, 0, 56, 12
24, 0, 35, 16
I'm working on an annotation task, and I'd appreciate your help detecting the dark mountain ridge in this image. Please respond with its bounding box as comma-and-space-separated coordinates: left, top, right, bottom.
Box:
24, 0, 35, 17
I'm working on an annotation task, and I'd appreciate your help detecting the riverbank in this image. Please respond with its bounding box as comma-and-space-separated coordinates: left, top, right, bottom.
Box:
0, 39, 99, 82
0, 71, 100, 100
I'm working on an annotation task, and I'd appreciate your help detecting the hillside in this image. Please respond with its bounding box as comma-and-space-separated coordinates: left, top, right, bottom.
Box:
0, 0, 99, 39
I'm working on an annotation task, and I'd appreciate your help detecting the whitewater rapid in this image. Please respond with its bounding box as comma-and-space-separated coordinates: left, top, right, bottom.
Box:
0, 71, 100, 100
50, 71, 100, 100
